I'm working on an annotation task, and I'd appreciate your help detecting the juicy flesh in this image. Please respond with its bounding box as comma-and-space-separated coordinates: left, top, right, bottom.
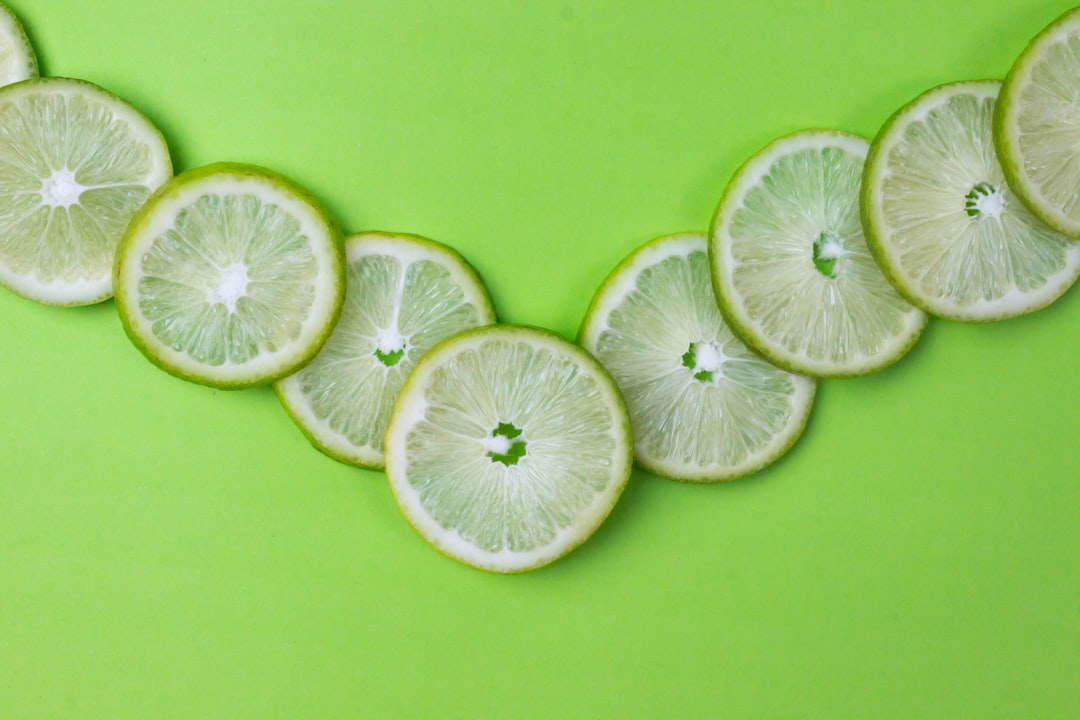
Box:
0, 92, 156, 283
137, 193, 318, 366
597, 250, 798, 469
883, 92, 1071, 305
298, 255, 482, 454
405, 339, 620, 554
729, 144, 913, 363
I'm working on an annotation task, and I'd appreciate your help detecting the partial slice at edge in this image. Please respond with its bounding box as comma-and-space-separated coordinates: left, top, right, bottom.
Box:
276, 232, 496, 469
864, 80, 1080, 321
0, 2, 37, 86
0, 78, 171, 305
385, 325, 633, 573
580, 232, 815, 482
115, 163, 345, 389
996, 6, 1080, 237
710, 129, 927, 378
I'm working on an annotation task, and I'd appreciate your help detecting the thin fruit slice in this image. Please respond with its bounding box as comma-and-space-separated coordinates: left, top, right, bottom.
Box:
0, 2, 37, 86
385, 325, 633, 573
114, 163, 344, 389
864, 80, 1080, 321
275, 232, 496, 469
996, 7, 1080, 237
579, 232, 815, 482
710, 130, 927, 378
0, 78, 171, 305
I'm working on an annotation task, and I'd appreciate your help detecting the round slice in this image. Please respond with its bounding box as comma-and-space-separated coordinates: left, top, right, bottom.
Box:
579, 232, 815, 482
385, 325, 633, 573
115, 163, 344, 389
996, 7, 1080, 237
864, 80, 1080, 321
0, 78, 171, 305
0, 2, 37, 86
710, 130, 927, 378
275, 232, 496, 469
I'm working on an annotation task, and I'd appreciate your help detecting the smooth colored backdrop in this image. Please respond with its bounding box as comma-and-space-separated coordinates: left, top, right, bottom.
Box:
2, 1, 1078, 717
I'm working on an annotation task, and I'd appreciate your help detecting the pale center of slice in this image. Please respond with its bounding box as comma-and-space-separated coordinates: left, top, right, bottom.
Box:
39, 167, 84, 208
812, 230, 849, 278
964, 181, 1004, 220
207, 262, 250, 313
481, 421, 527, 466
682, 340, 726, 383
373, 326, 408, 367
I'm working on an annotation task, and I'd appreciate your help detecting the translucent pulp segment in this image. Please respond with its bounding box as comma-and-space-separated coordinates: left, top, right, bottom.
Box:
0, 2, 37, 86
0, 78, 171, 305
996, 7, 1080, 237
864, 81, 1080, 321
709, 130, 927, 377
384, 325, 633, 573
579, 233, 815, 482
275, 233, 496, 469
114, 163, 345, 389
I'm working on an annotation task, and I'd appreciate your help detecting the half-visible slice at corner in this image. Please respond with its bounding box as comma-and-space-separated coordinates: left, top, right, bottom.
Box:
0, 78, 171, 305
0, 2, 37, 86
579, 232, 815, 482
385, 325, 633, 573
864, 80, 1080, 321
114, 163, 345, 389
710, 130, 927, 378
275, 232, 496, 469
996, 7, 1080, 237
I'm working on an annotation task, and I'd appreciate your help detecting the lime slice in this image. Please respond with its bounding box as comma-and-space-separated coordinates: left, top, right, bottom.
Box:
385, 325, 633, 573
275, 232, 496, 469
114, 163, 345, 389
709, 130, 927, 378
996, 7, 1080, 237
0, 78, 171, 305
864, 80, 1080, 321
579, 232, 815, 482
0, 2, 37, 86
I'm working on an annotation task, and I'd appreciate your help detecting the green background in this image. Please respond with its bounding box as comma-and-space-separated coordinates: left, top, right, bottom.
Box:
2, 1, 1078, 717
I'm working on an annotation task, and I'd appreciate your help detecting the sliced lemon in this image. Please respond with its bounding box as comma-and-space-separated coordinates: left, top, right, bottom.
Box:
276, 232, 496, 468
114, 163, 344, 389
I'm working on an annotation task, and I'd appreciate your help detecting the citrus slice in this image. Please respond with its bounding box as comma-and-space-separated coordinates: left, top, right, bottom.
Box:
0, 2, 37, 86
579, 232, 815, 482
0, 78, 171, 305
864, 80, 1080, 321
114, 163, 345, 389
996, 7, 1080, 237
385, 325, 633, 573
709, 130, 927, 378
275, 232, 496, 469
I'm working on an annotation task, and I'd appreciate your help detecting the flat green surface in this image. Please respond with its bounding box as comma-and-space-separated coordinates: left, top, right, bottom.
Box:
1, 1, 1077, 717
